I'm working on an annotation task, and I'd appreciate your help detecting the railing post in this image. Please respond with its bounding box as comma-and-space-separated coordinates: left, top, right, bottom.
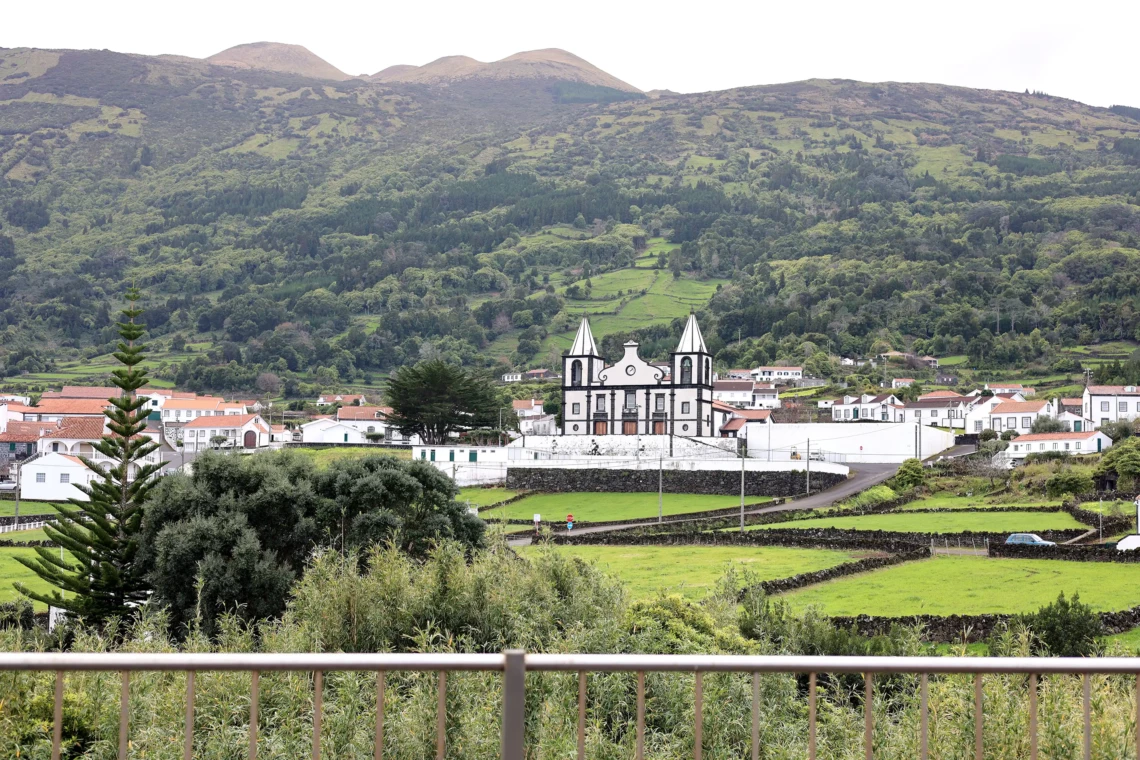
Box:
119, 671, 130, 760
502, 650, 525, 760
52, 671, 63, 760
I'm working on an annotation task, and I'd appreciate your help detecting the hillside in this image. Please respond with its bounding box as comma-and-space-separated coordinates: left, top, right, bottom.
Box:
371, 48, 640, 92
1, 44, 1140, 397
206, 42, 350, 81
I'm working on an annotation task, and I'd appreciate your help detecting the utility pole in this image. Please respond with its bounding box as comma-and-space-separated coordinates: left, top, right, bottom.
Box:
739, 444, 746, 533
13, 459, 20, 522
658, 454, 663, 524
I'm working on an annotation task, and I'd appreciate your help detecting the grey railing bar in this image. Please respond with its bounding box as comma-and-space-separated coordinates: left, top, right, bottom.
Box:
863, 672, 872, 760
752, 672, 762, 760
577, 671, 586, 760
974, 674, 983, 760
501, 650, 524, 760
806, 672, 815, 760
184, 671, 195, 760
250, 671, 259, 760
6, 653, 1140, 674
375, 671, 385, 760
52, 671, 63, 760
0, 652, 506, 671
437, 670, 447, 760
119, 671, 129, 760
636, 671, 645, 760
1029, 673, 1038, 760
313, 670, 323, 760
693, 671, 703, 760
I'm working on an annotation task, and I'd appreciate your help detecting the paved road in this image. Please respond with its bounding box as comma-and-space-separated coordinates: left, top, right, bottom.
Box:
508, 462, 900, 547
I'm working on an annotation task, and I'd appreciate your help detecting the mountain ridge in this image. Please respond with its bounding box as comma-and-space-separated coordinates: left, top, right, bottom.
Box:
369, 48, 641, 92
206, 41, 351, 81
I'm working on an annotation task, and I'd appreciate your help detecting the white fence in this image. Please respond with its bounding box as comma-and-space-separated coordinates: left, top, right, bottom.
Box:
746, 423, 955, 464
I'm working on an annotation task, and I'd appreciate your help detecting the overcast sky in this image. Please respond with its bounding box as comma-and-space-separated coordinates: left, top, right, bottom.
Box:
3, 0, 1137, 108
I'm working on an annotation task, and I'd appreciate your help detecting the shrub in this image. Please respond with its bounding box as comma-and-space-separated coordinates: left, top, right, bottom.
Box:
893, 458, 925, 490
1045, 470, 1094, 497
0, 600, 33, 629
1000, 429, 1019, 441
980, 429, 998, 442
1019, 592, 1104, 656
836, 484, 898, 511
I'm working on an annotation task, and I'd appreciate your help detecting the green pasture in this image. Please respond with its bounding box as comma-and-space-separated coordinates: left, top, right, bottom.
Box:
520, 544, 863, 599
482, 492, 767, 523
784, 555, 1140, 616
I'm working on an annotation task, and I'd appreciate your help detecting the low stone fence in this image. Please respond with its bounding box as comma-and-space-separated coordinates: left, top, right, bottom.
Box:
0, 514, 55, 530
0, 539, 54, 548
833, 605, 1140, 643
549, 525, 925, 555
505, 467, 845, 497
471, 491, 532, 513
988, 543, 1140, 562
743, 526, 1088, 546
755, 546, 930, 596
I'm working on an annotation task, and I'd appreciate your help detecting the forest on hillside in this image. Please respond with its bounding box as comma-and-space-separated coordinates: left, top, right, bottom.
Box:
2, 48, 1140, 392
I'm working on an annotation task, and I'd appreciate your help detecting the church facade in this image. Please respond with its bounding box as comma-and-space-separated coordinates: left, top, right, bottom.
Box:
561, 314, 715, 436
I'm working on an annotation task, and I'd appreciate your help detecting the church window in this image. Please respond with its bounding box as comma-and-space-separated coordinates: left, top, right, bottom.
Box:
571, 360, 582, 386
655, 394, 665, 411
572, 403, 580, 414
624, 391, 636, 410
682, 402, 691, 414
681, 358, 692, 384
596, 396, 606, 412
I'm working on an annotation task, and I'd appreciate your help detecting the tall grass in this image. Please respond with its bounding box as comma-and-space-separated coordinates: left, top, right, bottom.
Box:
836, 484, 899, 511
1, 543, 1138, 758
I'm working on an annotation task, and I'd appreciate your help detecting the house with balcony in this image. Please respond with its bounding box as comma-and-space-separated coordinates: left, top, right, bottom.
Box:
831, 394, 905, 422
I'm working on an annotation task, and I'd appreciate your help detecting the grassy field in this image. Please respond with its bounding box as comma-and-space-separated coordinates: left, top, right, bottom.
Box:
0, 548, 53, 608
457, 488, 518, 507
784, 555, 1140, 616
483, 492, 767, 522
290, 446, 411, 469
757, 511, 1086, 533
0, 500, 57, 517
520, 544, 863, 599
0, 527, 52, 542
896, 493, 1064, 510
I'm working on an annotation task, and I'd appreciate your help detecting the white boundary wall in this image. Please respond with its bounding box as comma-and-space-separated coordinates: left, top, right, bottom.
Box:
515, 435, 738, 458
745, 422, 955, 464
426, 449, 848, 487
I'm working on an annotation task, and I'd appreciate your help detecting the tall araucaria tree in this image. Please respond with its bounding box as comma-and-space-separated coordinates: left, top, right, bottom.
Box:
16, 288, 162, 621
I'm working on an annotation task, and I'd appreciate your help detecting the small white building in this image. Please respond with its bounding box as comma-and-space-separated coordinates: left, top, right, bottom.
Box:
20, 453, 96, 502
300, 417, 366, 444
1006, 430, 1112, 459
502, 372, 523, 383
892, 378, 915, 389
751, 366, 803, 383
1083, 385, 1140, 427
988, 400, 1055, 437
902, 397, 972, 428
335, 406, 420, 445
180, 414, 270, 452
963, 393, 1026, 434
985, 382, 1035, 396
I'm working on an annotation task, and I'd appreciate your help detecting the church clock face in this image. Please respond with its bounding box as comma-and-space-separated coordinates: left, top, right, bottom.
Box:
625, 365, 636, 376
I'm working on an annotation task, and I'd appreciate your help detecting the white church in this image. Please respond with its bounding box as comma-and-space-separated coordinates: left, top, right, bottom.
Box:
561, 314, 716, 437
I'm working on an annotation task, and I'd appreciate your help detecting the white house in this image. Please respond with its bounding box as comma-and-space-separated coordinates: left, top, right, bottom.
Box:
180, 414, 270, 452
20, 453, 97, 502
831, 394, 905, 422
300, 417, 366, 444
985, 382, 1035, 396
562, 314, 714, 437
19, 398, 112, 423
1006, 430, 1112, 459
902, 397, 973, 428
963, 393, 1026, 434
37, 416, 163, 471
712, 381, 780, 410
1083, 385, 1140, 427
751, 366, 803, 383
892, 378, 916, 389
336, 406, 420, 445
988, 400, 1055, 436
501, 372, 522, 383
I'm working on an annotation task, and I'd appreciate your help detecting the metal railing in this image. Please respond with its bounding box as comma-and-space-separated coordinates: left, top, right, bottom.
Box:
2, 651, 1139, 760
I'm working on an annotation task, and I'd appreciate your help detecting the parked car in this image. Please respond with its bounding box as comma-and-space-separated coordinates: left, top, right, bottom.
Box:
0, 481, 16, 492
1005, 533, 1055, 546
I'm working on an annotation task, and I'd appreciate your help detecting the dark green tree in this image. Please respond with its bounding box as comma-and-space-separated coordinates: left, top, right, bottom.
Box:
1020, 592, 1104, 657
16, 288, 162, 621
385, 359, 501, 444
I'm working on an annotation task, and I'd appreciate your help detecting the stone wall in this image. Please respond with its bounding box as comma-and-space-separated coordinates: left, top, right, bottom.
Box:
833, 605, 1140, 642
744, 526, 1088, 545
989, 543, 1140, 562
505, 467, 845, 497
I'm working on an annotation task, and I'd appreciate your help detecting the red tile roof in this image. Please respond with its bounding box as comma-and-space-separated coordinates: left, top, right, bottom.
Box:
721, 418, 746, 432
732, 409, 772, 420
1087, 386, 1140, 396
0, 421, 59, 442
43, 417, 107, 440
512, 399, 543, 411
31, 399, 112, 415
182, 413, 261, 429
337, 406, 389, 421
991, 400, 1049, 415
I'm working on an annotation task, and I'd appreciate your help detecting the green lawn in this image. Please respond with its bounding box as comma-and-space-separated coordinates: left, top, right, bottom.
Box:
756, 511, 1086, 533
0, 547, 54, 609
896, 493, 1064, 510
483, 492, 767, 522
520, 544, 862, 599
784, 555, 1140, 616
0, 500, 58, 517
290, 446, 411, 469
458, 488, 518, 507
0, 527, 52, 542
